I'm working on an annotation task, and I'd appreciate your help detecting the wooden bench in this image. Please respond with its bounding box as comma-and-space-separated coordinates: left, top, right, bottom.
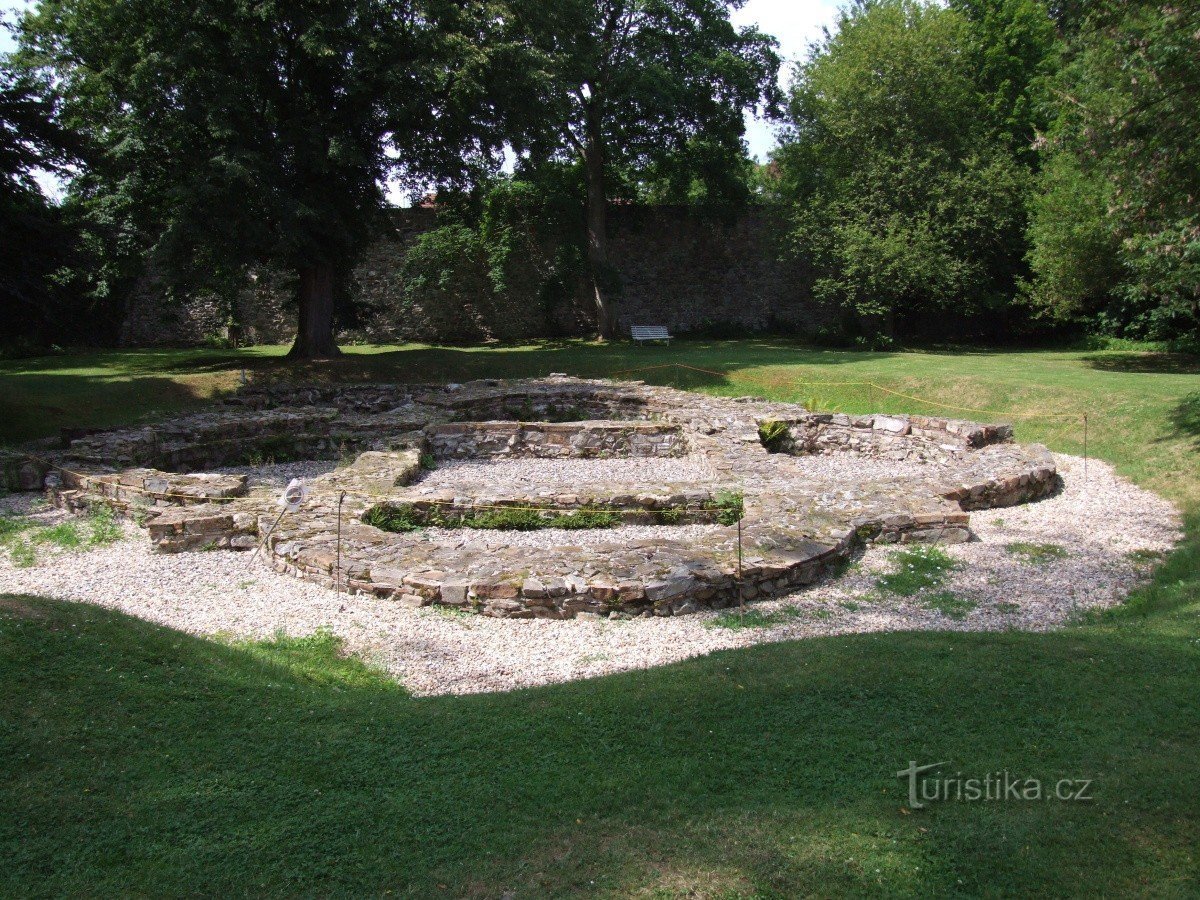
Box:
630, 324, 672, 345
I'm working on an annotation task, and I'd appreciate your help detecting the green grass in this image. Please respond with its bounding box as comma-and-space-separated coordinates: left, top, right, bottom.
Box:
2, 339, 1199, 895
363, 502, 623, 532
1006, 542, 1070, 565
30, 521, 84, 550
706, 606, 808, 630
920, 591, 978, 620
1, 505, 124, 568
876, 545, 958, 596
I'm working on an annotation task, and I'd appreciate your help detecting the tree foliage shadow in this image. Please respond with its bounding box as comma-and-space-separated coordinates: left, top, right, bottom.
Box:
1081, 352, 1200, 374
1168, 391, 1200, 450
2, 596, 1198, 896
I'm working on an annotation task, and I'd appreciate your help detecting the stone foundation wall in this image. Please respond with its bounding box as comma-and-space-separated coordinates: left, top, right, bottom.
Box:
119, 205, 830, 346
426, 421, 686, 459
27, 377, 1062, 620
771, 413, 1013, 463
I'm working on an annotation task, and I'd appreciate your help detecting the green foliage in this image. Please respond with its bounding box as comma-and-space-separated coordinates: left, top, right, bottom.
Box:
14, 0, 513, 357
711, 490, 744, 526
31, 521, 83, 550
757, 419, 790, 452
0, 515, 33, 541
362, 503, 425, 533
499, 0, 780, 334
1027, 2, 1200, 342
706, 606, 807, 630
364, 502, 623, 533
0, 67, 89, 351
400, 224, 491, 343
876, 544, 958, 596
8, 540, 37, 567
86, 504, 123, 546
776, 0, 1054, 340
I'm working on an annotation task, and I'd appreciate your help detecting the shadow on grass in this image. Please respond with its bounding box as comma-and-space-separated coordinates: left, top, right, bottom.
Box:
1168, 392, 1200, 450
0, 374, 227, 446
2, 594, 1198, 897
1081, 352, 1200, 375
0, 340, 896, 443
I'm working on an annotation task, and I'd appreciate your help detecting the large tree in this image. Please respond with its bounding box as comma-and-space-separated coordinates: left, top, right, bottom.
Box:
16, 0, 509, 358
1027, 1, 1200, 341
774, 0, 1054, 342
0, 63, 76, 347
504, 0, 780, 337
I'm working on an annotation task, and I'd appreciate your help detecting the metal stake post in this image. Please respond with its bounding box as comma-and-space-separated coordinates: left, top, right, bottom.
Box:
1083, 414, 1089, 481
737, 516, 745, 615
335, 491, 346, 595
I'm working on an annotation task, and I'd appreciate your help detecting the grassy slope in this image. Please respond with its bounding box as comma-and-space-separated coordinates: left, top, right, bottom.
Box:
1, 340, 1198, 897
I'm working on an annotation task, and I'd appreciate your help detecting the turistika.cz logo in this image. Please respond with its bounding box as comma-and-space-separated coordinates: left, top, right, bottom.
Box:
897, 761, 1094, 809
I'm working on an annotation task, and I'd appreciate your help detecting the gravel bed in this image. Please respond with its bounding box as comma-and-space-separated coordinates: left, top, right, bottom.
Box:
781, 452, 956, 480
412, 455, 716, 490
216, 460, 339, 492
0, 454, 1181, 697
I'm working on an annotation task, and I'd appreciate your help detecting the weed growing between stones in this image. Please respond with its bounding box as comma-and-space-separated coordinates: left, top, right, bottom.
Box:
362, 503, 623, 533
1127, 548, 1166, 567
364, 494, 743, 534
32, 522, 84, 550
87, 505, 123, 546
707, 603, 832, 630
1005, 542, 1069, 565
876, 545, 958, 596
757, 419, 790, 452
707, 607, 806, 630
712, 490, 744, 526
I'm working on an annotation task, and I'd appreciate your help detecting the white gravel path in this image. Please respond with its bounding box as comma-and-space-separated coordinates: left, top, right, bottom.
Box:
411, 455, 716, 489
0, 454, 1181, 696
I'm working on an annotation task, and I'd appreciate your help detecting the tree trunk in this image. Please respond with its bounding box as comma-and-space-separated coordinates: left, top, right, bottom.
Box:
287, 264, 341, 359
583, 113, 615, 339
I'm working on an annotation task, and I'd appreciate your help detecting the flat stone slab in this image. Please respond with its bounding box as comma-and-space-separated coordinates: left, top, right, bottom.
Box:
34, 376, 1059, 618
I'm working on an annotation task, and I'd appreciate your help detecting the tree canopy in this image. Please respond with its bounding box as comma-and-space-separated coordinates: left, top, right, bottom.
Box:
1027, 0, 1200, 341
772, 0, 1051, 342
15, 0, 515, 357
501, 0, 780, 335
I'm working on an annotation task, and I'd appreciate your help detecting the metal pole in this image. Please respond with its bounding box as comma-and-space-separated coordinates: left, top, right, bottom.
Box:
737, 516, 745, 615
336, 491, 346, 594
1083, 414, 1089, 482
250, 506, 287, 565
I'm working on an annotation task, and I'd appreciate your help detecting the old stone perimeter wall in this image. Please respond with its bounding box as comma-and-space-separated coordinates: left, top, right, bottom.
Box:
120, 205, 829, 346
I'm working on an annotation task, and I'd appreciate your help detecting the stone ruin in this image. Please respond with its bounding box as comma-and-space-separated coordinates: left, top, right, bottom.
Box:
4, 376, 1059, 619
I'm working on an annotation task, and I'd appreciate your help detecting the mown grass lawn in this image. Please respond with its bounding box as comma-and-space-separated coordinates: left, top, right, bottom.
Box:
2, 339, 1198, 896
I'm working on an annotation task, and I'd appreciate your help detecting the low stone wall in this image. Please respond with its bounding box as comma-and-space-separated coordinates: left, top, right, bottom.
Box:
426, 421, 687, 459
26, 377, 1062, 619
146, 503, 261, 552
769, 413, 1013, 463
61, 406, 440, 473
